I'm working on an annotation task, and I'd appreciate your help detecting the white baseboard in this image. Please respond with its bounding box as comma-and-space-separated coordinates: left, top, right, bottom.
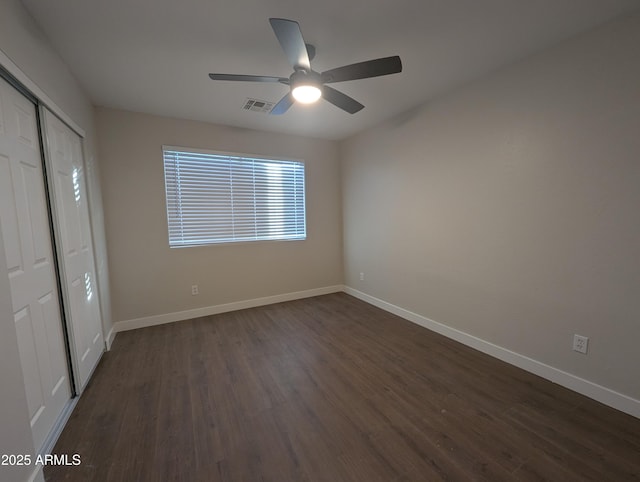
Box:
112, 283, 639, 418
38, 396, 79, 458
114, 285, 344, 333
344, 286, 640, 419
104, 326, 116, 351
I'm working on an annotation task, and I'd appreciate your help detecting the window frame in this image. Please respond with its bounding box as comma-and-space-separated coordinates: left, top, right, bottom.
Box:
162, 145, 307, 248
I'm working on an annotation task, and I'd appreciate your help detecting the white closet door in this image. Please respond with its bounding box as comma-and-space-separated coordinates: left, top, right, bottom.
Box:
43, 109, 103, 390
0, 78, 71, 452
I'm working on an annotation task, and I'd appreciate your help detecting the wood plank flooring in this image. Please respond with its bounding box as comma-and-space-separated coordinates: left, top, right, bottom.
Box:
45, 293, 640, 481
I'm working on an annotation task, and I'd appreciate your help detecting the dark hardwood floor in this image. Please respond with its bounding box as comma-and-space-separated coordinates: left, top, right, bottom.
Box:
46, 293, 640, 481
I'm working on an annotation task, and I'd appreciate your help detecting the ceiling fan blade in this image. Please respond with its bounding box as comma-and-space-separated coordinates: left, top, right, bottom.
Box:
321, 56, 402, 83
209, 73, 289, 84
269, 18, 311, 72
322, 86, 364, 114
270, 92, 295, 115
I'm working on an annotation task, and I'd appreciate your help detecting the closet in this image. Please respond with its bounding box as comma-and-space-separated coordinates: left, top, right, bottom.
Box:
0, 74, 103, 454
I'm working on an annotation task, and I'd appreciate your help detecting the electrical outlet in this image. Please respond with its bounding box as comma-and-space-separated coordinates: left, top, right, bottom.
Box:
191, 285, 199, 296
359, 272, 364, 281
573, 334, 588, 354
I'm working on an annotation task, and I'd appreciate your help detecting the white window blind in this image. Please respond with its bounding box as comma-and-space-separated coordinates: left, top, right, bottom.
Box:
163, 147, 306, 247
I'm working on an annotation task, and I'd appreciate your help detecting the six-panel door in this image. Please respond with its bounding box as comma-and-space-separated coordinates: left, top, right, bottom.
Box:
0, 77, 71, 452
43, 109, 104, 391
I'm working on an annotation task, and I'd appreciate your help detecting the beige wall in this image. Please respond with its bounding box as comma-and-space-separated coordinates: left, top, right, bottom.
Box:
96, 107, 343, 323
341, 12, 640, 401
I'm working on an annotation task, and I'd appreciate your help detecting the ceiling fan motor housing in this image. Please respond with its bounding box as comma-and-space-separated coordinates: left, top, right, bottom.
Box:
290, 69, 322, 89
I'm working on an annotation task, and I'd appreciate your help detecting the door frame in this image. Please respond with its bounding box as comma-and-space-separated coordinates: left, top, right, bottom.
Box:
0, 62, 104, 453
0, 65, 106, 396
0, 66, 79, 459
0, 65, 77, 398
0, 49, 85, 137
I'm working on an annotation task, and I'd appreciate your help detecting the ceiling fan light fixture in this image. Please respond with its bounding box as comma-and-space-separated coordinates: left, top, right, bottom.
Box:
209, 19, 402, 115
292, 84, 322, 103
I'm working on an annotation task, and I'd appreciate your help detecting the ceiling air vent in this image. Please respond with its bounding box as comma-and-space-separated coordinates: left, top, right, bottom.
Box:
242, 98, 275, 114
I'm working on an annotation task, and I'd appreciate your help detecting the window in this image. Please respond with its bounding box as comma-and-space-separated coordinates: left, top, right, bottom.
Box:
163, 146, 306, 247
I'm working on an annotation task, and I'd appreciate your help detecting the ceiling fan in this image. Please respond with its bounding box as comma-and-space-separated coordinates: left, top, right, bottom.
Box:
209, 18, 402, 115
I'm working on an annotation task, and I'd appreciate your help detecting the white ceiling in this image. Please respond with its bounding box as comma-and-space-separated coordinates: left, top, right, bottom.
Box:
21, 0, 640, 140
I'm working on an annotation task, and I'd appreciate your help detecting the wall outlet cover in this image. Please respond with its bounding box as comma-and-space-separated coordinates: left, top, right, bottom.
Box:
573, 334, 589, 354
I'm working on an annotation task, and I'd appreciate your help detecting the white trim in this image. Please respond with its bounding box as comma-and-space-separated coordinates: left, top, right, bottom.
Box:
344, 286, 640, 419
114, 285, 344, 333
162, 145, 304, 164
38, 396, 78, 457
105, 326, 116, 351
0, 48, 85, 137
